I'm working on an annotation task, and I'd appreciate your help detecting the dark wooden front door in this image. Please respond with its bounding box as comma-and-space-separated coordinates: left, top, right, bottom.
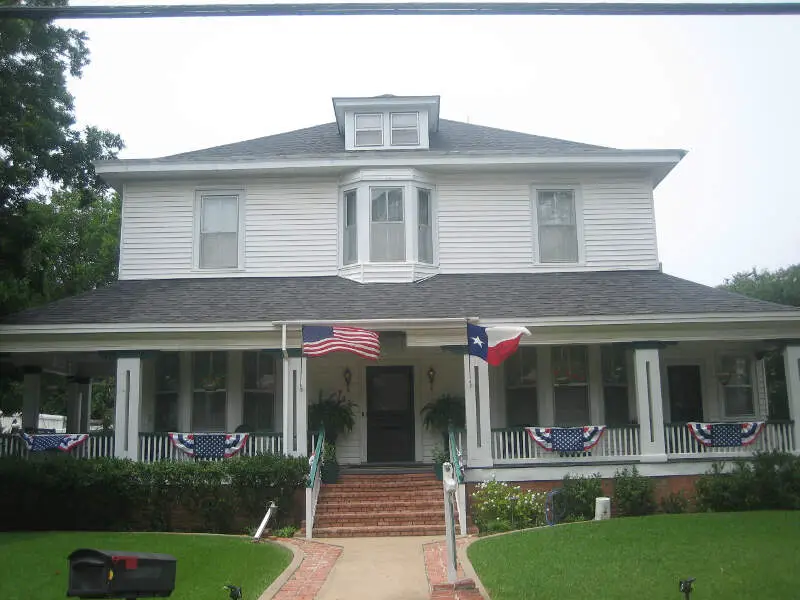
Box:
366, 366, 415, 463
667, 365, 704, 422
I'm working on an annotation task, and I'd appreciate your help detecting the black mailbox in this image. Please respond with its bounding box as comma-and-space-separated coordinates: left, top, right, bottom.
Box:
67, 549, 176, 598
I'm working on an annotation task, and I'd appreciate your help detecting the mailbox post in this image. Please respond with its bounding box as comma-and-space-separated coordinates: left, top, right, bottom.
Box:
442, 461, 458, 584
68, 549, 176, 599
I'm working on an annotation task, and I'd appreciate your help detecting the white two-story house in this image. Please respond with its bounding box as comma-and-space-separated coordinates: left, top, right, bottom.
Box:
2, 94, 800, 484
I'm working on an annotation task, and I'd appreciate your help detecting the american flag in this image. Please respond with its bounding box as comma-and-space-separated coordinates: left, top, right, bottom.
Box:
302, 326, 380, 360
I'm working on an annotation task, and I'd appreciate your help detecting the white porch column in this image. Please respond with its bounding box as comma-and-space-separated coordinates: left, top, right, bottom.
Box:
78, 378, 92, 432
226, 351, 244, 432
633, 347, 667, 462
177, 352, 192, 431
784, 345, 800, 451
114, 355, 142, 460
66, 378, 81, 432
282, 355, 308, 457
22, 367, 42, 432
464, 355, 492, 468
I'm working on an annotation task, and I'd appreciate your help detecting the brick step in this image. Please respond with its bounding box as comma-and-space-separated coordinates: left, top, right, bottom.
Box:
322, 480, 441, 490
319, 488, 444, 502
337, 473, 437, 481
305, 524, 449, 537
315, 499, 446, 512
315, 510, 450, 527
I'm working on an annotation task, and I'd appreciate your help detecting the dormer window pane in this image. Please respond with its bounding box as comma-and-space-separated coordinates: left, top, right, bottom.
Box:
370, 187, 405, 262
343, 189, 358, 265
391, 112, 419, 146
355, 113, 383, 147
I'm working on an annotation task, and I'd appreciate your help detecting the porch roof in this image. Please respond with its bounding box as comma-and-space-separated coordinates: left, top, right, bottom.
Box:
2, 270, 796, 327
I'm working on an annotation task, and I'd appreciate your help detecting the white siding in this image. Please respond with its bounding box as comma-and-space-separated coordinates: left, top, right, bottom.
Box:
119, 169, 660, 280
437, 172, 659, 273
119, 178, 339, 280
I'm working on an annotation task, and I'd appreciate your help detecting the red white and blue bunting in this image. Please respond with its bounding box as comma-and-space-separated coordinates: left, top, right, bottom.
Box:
525, 426, 606, 453
687, 422, 764, 447
168, 432, 249, 459
20, 433, 89, 452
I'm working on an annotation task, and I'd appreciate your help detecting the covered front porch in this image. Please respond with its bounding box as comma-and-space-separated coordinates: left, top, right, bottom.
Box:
3, 333, 799, 474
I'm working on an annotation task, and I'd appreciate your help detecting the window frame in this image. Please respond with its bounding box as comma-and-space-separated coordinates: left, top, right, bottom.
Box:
342, 188, 359, 265
531, 185, 584, 265
354, 113, 384, 147
551, 345, 591, 426
717, 354, 757, 419
416, 187, 434, 265
503, 346, 539, 427
193, 189, 245, 271
191, 351, 228, 432
242, 351, 277, 433
369, 186, 406, 262
390, 112, 420, 146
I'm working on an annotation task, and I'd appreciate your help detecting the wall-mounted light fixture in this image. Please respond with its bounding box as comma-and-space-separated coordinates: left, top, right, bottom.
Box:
427, 366, 436, 390
343, 367, 352, 392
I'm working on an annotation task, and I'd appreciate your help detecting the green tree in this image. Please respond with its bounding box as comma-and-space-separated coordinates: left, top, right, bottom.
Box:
1, 0, 124, 316
719, 264, 800, 419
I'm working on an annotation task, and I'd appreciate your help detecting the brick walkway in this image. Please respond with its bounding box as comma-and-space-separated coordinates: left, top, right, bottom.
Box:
423, 539, 484, 600
270, 538, 343, 600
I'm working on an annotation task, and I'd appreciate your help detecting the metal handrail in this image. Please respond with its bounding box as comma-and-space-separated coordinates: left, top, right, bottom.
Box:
306, 427, 325, 488
447, 426, 464, 484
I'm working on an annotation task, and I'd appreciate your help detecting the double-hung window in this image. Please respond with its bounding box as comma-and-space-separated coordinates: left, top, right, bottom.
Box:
601, 346, 630, 426
537, 190, 579, 263
343, 190, 358, 265
192, 351, 227, 432
370, 187, 405, 261
355, 113, 383, 147
504, 347, 538, 426
154, 352, 179, 432
552, 346, 590, 426
391, 112, 419, 146
243, 351, 276, 432
417, 188, 433, 264
199, 192, 240, 269
719, 356, 755, 417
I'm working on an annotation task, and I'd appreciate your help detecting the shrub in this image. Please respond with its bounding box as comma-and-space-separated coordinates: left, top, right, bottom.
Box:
0, 454, 308, 533
471, 480, 546, 533
695, 452, 800, 512
660, 491, 689, 514
560, 473, 603, 521
613, 466, 655, 517
273, 525, 299, 538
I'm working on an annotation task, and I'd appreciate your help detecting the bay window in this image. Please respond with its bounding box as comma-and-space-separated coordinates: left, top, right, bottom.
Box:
343, 189, 358, 265
537, 189, 579, 263
552, 346, 590, 425
418, 188, 433, 264
370, 187, 405, 262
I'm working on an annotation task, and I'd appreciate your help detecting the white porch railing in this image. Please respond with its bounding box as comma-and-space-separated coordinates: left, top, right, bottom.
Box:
664, 421, 795, 458
138, 432, 284, 462
0, 432, 114, 459
491, 426, 641, 464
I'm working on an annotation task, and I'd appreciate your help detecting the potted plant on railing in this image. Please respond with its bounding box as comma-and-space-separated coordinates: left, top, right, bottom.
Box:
308, 390, 356, 445
320, 442, 339, 484
421, 393, 466, 448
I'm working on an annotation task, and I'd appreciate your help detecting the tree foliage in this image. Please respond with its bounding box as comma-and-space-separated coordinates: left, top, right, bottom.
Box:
1, 0, 124, 317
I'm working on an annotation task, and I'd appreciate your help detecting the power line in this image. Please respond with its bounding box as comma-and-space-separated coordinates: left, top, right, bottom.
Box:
2, 3, 800, 20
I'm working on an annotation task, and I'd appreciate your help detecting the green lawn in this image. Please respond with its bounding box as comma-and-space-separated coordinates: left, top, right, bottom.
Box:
0, 531, 292, 600
468, 512, 800, 599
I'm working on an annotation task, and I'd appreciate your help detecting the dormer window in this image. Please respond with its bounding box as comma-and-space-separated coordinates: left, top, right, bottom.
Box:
391, 113, 420, 146
355, 113, 383, 147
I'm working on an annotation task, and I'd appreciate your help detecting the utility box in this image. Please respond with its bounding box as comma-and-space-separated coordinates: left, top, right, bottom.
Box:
67, 549, 176, 598
594, 497, 611, 521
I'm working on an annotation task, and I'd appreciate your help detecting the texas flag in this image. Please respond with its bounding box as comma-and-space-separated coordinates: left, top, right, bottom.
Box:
467, 323, 531, 366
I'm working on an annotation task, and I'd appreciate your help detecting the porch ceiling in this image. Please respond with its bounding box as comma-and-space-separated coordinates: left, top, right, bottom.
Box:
2, 270, 797, 328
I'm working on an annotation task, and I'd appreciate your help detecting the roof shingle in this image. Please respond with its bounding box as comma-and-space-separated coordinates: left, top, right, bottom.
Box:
2, 271, 794, 326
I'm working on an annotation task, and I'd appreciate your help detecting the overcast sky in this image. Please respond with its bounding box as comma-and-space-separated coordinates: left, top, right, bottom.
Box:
66, 1, 799, 286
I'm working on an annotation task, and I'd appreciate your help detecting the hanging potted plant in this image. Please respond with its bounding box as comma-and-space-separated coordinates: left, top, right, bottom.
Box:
307, 390, 356, 445
421, 393, 466, 450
